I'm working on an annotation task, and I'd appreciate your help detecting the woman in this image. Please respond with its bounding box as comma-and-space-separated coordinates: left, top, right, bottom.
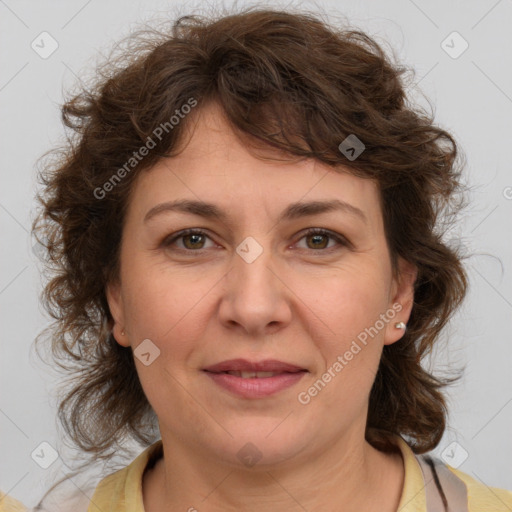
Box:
5, 7, 511, 511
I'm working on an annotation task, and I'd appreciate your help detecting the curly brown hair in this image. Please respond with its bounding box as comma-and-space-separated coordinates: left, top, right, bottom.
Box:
33, 7, 467, 480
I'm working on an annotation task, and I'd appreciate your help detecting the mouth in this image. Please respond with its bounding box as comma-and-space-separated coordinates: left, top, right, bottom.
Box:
203, 358, 307, 373
218, 370, 298, 378
203, 359, 308, 398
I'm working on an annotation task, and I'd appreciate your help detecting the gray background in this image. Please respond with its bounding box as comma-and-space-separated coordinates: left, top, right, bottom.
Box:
1, 0, 511, 507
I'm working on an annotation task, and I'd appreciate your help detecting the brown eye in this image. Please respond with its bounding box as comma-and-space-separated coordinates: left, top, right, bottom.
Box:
182, 232, 206, 249
296, 228, 348, 251
305, 233, 329, 249
162, 229, 215, 252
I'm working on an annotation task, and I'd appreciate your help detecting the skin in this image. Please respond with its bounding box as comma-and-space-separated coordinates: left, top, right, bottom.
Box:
107, 102, 417, 511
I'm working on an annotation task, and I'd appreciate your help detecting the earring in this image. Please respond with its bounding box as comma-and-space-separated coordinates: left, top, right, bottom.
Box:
394, 322, 406, 330
121, 329, 125, 336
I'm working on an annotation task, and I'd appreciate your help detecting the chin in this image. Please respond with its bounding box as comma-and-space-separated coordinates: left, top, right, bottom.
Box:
207, 420, 311, 468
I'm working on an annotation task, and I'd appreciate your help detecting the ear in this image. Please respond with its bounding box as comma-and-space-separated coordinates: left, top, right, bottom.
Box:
383, 257, 417, 346
106, 280, 130, 347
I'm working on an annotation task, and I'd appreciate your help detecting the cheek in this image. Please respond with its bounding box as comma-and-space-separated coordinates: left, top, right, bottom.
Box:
119, 265, 216, 427
120, 257, 219, 344
297, 265, 392, 398
303, 264, 392, 345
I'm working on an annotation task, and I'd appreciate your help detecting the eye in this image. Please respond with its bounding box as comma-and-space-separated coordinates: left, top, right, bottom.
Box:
161, 227, 350, 254
162, 229, 216, 251
295, 228, 349, 251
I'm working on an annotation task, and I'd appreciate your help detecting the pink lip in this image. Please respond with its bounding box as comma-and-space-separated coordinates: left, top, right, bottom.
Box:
203, 359, 305, 373
203, 359, 307, 399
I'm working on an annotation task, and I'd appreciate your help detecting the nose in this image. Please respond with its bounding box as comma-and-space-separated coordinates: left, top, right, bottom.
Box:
217, 238, 292, 337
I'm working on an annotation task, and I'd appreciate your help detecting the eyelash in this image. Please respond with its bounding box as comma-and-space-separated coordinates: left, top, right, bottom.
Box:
161, 228, 350, 254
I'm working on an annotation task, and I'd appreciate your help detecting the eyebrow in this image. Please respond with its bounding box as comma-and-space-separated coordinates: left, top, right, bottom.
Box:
144, 198, 367, 224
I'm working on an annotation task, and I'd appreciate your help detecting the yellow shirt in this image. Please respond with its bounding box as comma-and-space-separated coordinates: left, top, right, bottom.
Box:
3, 437, 512, 511
0, 492, 27, 512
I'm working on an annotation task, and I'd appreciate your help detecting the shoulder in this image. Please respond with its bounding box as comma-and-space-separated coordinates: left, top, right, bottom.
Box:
448, 466, 512, 512
393, 436, 512, 512
87, 440, 163, 512
0, 491, 27, 512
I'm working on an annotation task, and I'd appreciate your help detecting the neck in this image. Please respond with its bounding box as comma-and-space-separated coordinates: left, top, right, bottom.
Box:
143, 430, 404, 512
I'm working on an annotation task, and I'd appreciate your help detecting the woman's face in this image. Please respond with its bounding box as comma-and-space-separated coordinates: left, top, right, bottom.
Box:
107, 102, 415, 468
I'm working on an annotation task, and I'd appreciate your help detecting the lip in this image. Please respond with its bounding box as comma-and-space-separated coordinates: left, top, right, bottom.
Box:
203, 358, 305, 373
203, 359, 307, 399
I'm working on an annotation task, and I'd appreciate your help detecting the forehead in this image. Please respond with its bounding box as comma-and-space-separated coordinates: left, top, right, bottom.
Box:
126, 102, 383, 228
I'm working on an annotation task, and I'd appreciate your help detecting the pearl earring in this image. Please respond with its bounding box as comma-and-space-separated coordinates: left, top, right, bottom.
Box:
121, 329, 125, 336
395, 322, 406, 330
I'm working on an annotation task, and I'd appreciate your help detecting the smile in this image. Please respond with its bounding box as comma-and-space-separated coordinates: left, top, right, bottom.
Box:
224, 370, 286, 378
203, 359, 308, 398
